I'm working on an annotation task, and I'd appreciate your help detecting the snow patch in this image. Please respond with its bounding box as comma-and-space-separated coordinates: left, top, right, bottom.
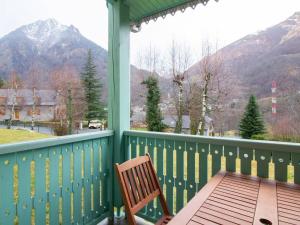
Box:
22, 19, 69, 44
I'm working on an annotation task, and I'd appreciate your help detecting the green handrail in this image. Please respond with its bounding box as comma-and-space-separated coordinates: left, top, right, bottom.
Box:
124, 130, 300, 222
0, 131, 114, 225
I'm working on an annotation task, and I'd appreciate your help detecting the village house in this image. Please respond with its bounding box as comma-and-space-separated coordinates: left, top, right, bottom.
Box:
0, 89, 59, 121
163, 115, 214, 135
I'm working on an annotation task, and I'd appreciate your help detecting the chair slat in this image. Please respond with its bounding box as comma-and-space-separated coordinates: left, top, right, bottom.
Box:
136, 165, 148, 197
139, 164, 151, 195
127, 169, 140, 203
146, 161, 158, 190
122, 171, 136, 207
132, 167, 145, 200
142, 162, 155, 192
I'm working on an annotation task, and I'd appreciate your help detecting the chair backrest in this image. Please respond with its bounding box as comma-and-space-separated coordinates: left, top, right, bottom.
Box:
115, 153, 170, 225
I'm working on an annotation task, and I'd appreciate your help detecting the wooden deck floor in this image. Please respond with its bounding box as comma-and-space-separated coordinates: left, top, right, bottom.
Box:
169, 172, 300, 225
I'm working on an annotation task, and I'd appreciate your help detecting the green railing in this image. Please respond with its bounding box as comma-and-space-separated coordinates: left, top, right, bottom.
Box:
0, 130, 114, 225
124, 130, 300, 222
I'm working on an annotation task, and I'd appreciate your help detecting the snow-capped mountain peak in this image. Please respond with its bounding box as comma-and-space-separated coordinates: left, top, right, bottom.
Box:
21, 18, 68, 43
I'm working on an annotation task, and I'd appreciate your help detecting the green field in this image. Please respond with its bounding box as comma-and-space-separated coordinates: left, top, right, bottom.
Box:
0, 129, 52, 144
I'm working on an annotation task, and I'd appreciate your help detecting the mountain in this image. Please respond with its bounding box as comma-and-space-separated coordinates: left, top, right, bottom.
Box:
189, 12, 300, 98
0, 19, 108, 94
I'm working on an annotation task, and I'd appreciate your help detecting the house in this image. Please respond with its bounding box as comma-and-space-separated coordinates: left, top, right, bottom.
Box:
163, 115, 214, 135
0, 89, 58, 121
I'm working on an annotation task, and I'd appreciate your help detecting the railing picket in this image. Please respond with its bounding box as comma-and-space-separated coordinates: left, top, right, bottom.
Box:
186, 142, 196, 202
175, 141, 185, 213
17, 151, 32, 224
130, 137, 137, 159
137, 137, 147, 215
292, 152, 300, 185
100, 138, 109, 211
239, 148, 253, 175
224, 146, 237, 172
138, 137, 147, 156
62, 145, 72, 225
255, 149, 271, 178
146, 138, 155, 217
0, 154, 16, 225
92, 140, 101, 218
210, 144, 222, 176
73, 143, 83, 225
49, 147, 60, 225
83, 141, 92, 223
273, 151, 290, 182
156, 139, 164, 219
34, 149, 48, 225
165, 140, 174, 216
198, 143, 208, 191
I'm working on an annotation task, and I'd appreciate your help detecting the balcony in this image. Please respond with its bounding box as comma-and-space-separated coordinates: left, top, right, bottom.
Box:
2, 0, 299, 224
0, 130, 299, 224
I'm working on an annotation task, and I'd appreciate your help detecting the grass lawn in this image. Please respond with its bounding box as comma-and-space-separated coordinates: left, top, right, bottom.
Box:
131, 127, 148, 131
0, 129, 52, 144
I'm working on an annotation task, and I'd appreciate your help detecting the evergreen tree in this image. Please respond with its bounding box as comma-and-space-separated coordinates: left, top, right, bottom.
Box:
239, 95, 265, 139
142, 76, 165, 132
81, 49, 105, 123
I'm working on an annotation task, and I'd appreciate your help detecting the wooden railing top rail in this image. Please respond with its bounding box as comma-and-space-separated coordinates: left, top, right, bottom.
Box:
124, 130, 300, 153
0, 130, 114, 155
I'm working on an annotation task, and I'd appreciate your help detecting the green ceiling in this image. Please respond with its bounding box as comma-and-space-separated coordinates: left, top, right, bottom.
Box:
126, 0, 211, 25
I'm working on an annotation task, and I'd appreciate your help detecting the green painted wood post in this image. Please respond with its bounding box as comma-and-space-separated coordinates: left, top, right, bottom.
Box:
107, 0, 131, 219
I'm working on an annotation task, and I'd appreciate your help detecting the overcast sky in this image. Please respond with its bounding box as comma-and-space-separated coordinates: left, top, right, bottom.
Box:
2, 0, 300, 65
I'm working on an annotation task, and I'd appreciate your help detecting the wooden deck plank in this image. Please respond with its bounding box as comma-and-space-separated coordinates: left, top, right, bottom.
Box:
209, 193, 256, 208
217, 183, 259, 196
212, 190, 257, 204
220, 180, 259, 191
278, 196, 300, 205
277, 182, 300, 225
202, 203, 253, 223
277, 192, 300, 202
187, 221, 204, 225
204, 200, 254, 217
193, 211, 237, 225
206, 197, 256, 213
222, 177, 260, 188
279, 216, 300, 225
215, 187, 258, 200
222, 176, 260, 186
198, 206, 253, 224
253, 179, 278, 225
278, 207, 300, 217
215, 185, 258, 198
190, 216, 218, 225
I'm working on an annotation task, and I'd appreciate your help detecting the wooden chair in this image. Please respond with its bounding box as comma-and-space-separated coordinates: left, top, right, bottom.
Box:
115, 153, 172, 225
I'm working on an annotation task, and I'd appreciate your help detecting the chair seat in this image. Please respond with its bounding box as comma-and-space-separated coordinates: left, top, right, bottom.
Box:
155, 215, 173, 225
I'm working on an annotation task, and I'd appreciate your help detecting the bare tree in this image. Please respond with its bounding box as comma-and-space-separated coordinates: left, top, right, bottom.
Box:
49, 65, 85, 133
27, 65, 43, 130
192, 41, 229, 135
7, 71, 23, 128
169, 40, 192, 133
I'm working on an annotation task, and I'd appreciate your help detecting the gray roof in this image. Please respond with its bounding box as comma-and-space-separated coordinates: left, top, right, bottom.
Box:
163, 115, 213, 130
0, 89, 57, 106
